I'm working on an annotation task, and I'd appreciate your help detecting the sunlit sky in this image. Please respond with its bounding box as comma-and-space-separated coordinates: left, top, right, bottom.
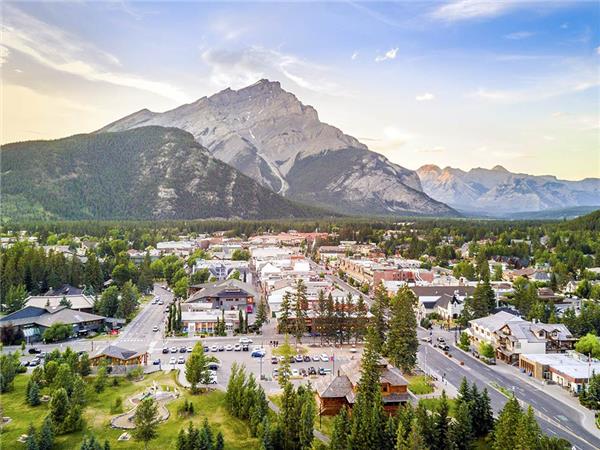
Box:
1, 1, 599, 180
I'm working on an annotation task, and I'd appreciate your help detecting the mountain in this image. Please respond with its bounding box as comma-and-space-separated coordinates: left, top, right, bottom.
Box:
100, 79, 456, 217
0, 127, 335, 222
417, 165, 600, 216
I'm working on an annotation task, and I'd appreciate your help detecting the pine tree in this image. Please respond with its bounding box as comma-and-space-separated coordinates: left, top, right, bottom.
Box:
382, 414, 398, 450
449, 401, 473, 450
279, 381, 299, 450
354, 294, 368, 343
348, 326, 385, 449
515, 406, 541, 450
185, 341, 214, 393
330, 406, 351, 450
26, 423, 39, 450
279, 291, 292, 334
493, 396, 521, 450
395, 420, 409, 450
38, 416, 54, 450
433, 391, 451, 450
386, 286, 418, 373
133, 397, 159, 450
316, 289, 327, 346
299, 386, 315, 450
293, 279, 308, 345
49, 387, 70, 433
371, 282, 389, 352
407, 418, 427, 450
416, 402, 436, 449
199, 417, 214, 450
215, 431, 225, 450
473, 387, 494, 438
27, 380, 41, 406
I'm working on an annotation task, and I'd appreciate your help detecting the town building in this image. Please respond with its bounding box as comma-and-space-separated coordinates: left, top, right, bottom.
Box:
519, 352, 600, 394
25, 294, 95, 313
90, 345, 148, 367
186, 279, 258, 313
0, 305, 106, 342
468, 311, 576, 364
315, 357, 410, 415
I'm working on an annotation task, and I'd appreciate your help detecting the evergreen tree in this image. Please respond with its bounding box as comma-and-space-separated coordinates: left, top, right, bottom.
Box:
133, 397, 159, 450
279, 291, 292, 334
26, 423, 39, 450
199, 417, 214, 450
407, 418, 427, 450
386, 286, 418, 373
38, 416, 54, 450
416, 402, 436, 449
515, 406, 541, 450
279, 381, 299, 450
255, 298, 268, 329
433, 391, 451, 450
449, 401, 473, 450
299, 386, 316, 450
493, 396, 521, 450
324, 292, 335, 344
473, 387, 494, 438
27, 380, 41, 406
330, 407, 351, 450
471, 279, 495, 318
49, 388, 70, 433
185, 341, 215, 393
371, 282, 389, 352
292, 279, 308, 345
215, 431, 225, 450
354, 294, 368, 343
395, 420, 409, 450
348, 326, 385, 449
84, 253, 104, 293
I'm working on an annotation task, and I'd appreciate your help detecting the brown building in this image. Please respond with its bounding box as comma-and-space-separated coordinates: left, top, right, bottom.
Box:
90, 345, 148, 367
315, 357, 410, 416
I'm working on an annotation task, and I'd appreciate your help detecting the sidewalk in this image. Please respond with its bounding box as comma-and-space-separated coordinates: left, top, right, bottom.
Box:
490, 360, 599, 438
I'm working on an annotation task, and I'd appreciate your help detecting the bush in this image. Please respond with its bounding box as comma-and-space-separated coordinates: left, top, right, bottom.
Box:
111, 396, 123, 414
479, 342, 495, 359
458, 332, 470, 351
43, 323, 73, 343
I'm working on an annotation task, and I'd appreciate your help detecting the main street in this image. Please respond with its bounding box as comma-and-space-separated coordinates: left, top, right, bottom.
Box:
418, 327, 600, 450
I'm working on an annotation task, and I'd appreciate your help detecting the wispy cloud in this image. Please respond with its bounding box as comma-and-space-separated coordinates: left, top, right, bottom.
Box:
596, 46, 600, 55
351, 51, 359, 60
505, 31, 536, 40
431, 0, 519, 22
375, 47, 398, 62
416, 92, 435, 101
2, 4, 187, 102
0, 46, 9, 65
200, 46, 344, 96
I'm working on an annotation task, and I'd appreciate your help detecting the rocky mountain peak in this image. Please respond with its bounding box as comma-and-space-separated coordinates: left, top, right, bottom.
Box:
491, 165, 509, 172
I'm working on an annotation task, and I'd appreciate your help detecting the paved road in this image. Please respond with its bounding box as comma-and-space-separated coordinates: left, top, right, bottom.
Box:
418, 329, 600, 450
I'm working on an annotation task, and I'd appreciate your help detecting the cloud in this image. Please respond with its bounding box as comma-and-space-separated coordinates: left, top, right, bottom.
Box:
375, 48, 398, 62
417, 146, 446, 153
431, 0, 518, 22
2, 4, 187, 103
416, 92, 435, 101
505, 31, 535, 40
351, 51, 359, 60
0, 45, 9, 65
596, 46, 600, 55
200, 46, 343, 95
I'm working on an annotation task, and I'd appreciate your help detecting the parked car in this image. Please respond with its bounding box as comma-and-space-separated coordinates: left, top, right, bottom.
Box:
312, 355, 320, 362
239, 337, 253, 344
318, 367, 326, 375
152, 359, 161, 365
289, 356, 296, 363
28, 348, 42, 354
29, 360, 39, 367
320, 354, 329, 362
251, 347, 265, 358
437, 343, 450, 351
169, 357, 176, 364
218, 345, 225, 352
162, 348, 169, 354
421, 336, 432, 343
203, 346, 209, 352
207, 362, 219, 371
271, 357, 278, 364
170, 347, 178, 353
152, 326, 159, 332
349, 345, 358, 353
21, 361, 30, 367
210, 345, 218, 352
308, 367, 317, 375
179, 347, 187, 353
177, 357, 185, 364
209, 373, 217, 384
186, 346, 193, 353
233, 344, 242, 351
158, 300, 164, 305
303, 355, 311, 362
291, 369, 299, 377
295, 355, 304, 363
241, 344, 249, 351
272, 369, 279, 378
299, 368, 307, 377
225, 344, 233, 351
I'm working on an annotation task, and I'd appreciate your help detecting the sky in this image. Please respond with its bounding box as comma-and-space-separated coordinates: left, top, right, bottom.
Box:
1, 0, 599, 180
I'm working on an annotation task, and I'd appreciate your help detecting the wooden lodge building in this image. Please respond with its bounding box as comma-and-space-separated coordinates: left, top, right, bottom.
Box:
315, 357, 411, 416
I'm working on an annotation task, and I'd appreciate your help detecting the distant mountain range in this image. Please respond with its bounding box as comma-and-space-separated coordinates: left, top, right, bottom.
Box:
1, 127, 332, 221
417, 165, 600, 217
101, 79, 456, 217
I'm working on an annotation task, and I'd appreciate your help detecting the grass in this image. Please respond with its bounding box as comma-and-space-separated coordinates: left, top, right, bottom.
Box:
418, 397, 458, 417
406, 375, 434, 395
0, 371, 259, 450
489, 381, 512, 398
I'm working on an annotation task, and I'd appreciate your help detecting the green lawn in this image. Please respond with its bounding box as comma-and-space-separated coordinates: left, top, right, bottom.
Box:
406, 375, 434, 395
0, 371, 259, 450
